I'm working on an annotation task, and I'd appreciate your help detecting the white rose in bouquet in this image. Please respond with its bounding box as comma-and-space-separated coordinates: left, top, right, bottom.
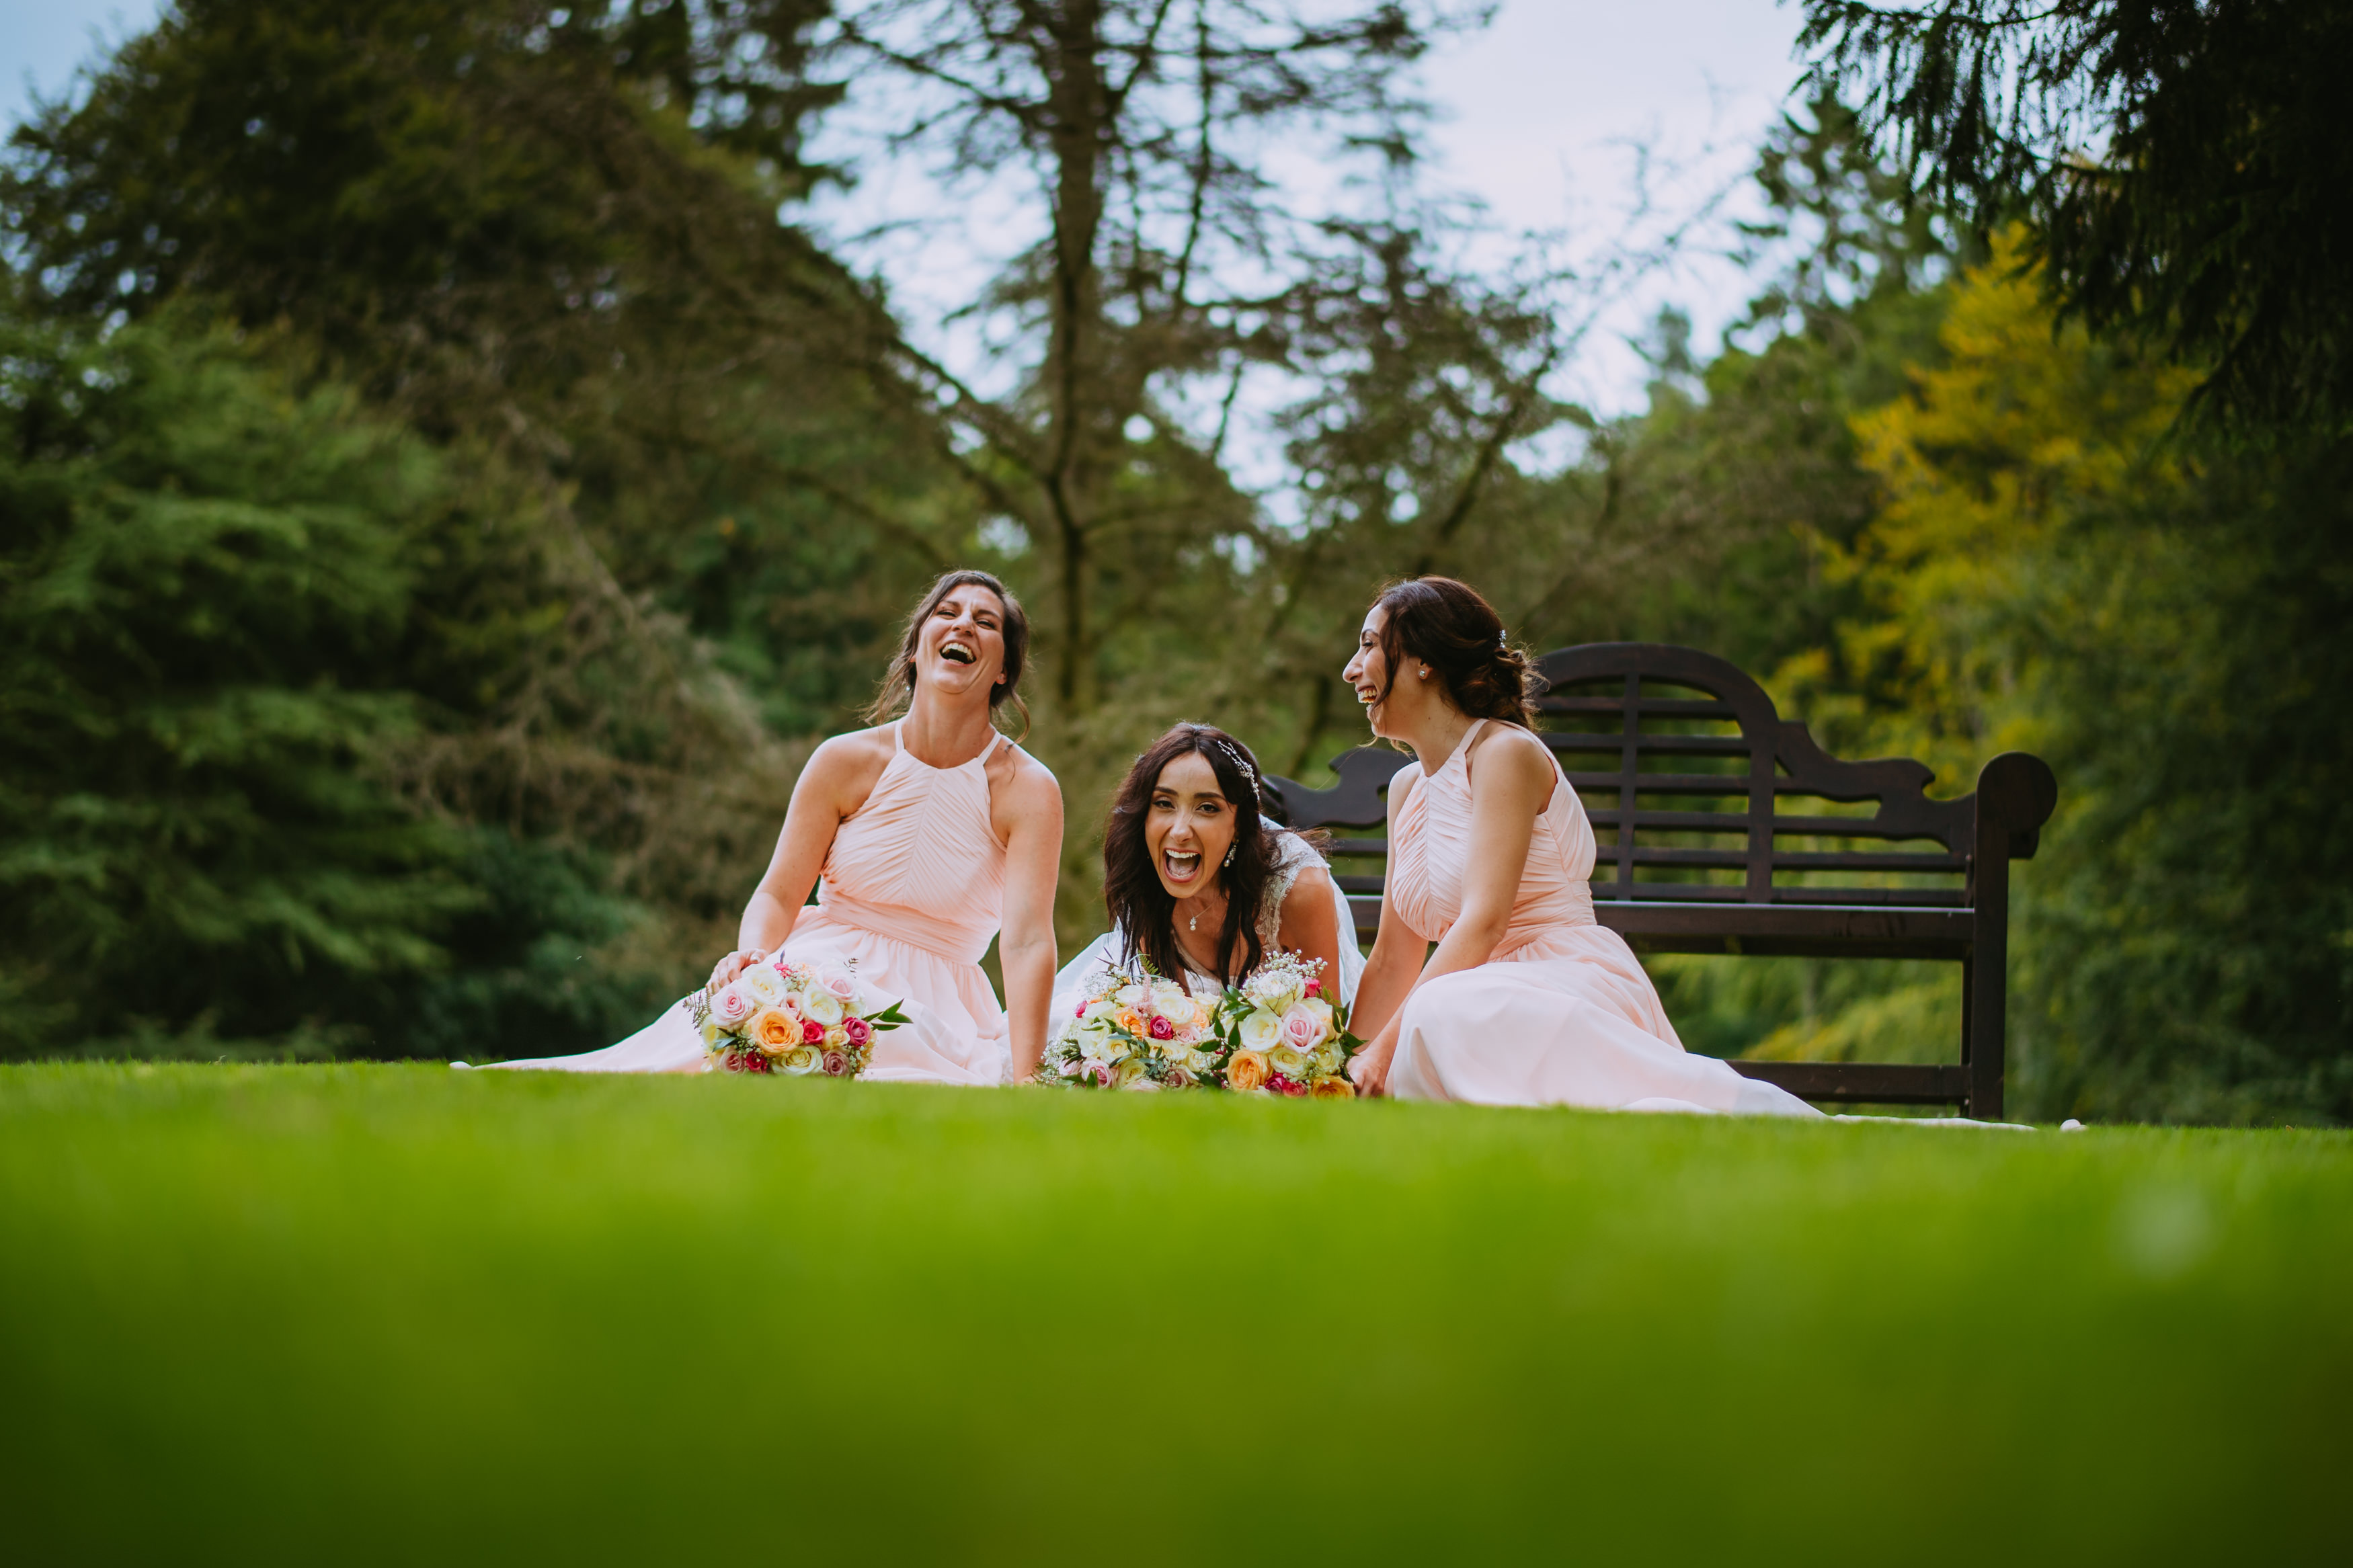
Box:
742, 965, 787, 1007
1238, 1009, 1284, 1052
803, 989, 846, 1026
1244, 968, 1304, 1015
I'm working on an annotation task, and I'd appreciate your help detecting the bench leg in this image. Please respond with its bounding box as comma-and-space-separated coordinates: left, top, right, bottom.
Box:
1966, 852, 2009, 1121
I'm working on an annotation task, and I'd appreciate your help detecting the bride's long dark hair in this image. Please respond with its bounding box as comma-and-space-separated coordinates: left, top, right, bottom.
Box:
1102, 724, 1284, 986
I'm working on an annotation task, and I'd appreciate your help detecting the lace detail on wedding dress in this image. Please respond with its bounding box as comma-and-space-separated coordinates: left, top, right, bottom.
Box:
1257, 831, 1323, 954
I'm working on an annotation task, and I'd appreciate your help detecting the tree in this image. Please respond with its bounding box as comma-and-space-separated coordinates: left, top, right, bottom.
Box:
809, 3, 1657, 928
1782, 232, 2353, 1122
1796, 1, 2353, 437
1, 306, 463, 1053
3, 1, 985, 1035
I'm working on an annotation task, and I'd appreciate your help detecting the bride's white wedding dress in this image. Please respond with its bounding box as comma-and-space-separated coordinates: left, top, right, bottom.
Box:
1053, 829, 1365, 1012
485, 726, 1016, 1084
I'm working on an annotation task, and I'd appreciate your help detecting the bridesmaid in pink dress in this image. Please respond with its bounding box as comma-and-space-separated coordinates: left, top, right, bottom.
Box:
482, 571, 1064, 1083
1343, 578, 1816, 1116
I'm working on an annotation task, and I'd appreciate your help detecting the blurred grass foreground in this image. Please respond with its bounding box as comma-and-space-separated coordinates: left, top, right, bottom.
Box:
2, 1066, 2346, 1563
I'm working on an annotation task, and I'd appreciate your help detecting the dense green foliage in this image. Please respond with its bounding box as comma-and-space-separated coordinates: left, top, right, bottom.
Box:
0, 306, 680, 1057
1798, 1, 2353, 436
1, 1, 975, 1059
3, 1065, 2346, 1559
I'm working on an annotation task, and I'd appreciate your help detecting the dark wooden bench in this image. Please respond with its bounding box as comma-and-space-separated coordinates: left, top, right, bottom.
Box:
1266, 643, 2057, 1119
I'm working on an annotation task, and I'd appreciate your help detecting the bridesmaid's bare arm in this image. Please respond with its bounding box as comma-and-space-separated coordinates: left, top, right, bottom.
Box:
1343, 772, 1427, 1087
710, 731, 891, 991
991, 746, 1065, 1081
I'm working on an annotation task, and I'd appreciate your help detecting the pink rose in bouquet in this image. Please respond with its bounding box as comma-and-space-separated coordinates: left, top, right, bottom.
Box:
711, 985, 757, 1028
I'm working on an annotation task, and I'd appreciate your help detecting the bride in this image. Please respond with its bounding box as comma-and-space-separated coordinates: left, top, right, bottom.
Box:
1055, 724, 1363, 1014
483, 570, 1064, 1083
1341, 577, 1817, 1116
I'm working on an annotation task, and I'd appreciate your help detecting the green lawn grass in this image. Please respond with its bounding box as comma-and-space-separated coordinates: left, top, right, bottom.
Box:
3, 1065, 2346, 1564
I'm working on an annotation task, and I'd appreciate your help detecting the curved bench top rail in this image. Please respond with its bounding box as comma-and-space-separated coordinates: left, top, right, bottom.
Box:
1269, 642, 2054, 909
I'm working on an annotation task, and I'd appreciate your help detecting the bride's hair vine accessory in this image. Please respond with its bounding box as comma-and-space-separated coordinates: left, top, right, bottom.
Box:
1214, 739, 1259, 800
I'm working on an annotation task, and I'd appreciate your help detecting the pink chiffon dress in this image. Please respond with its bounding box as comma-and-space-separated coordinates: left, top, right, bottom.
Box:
488, 725, 1013, 1085
1385, 720, 1817, 1116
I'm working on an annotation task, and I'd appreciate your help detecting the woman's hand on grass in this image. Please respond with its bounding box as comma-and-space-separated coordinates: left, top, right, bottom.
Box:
1350, 1031, 1396, 1097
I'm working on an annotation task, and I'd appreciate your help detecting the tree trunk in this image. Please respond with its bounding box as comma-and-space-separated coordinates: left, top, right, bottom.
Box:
1041, 1, 1109, 713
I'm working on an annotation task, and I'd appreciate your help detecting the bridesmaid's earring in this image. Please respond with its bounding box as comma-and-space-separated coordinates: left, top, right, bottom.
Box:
1419, 665, 1431, 679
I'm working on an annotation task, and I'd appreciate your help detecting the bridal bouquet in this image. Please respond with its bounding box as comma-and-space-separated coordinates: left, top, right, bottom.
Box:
1038, 964, 1222, 1090
691, 957, 908, 1077
1210, 952, 1361, 1099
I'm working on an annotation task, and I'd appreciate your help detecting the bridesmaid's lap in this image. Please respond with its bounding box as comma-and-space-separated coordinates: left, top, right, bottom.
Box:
1391, 960, 1818, 1117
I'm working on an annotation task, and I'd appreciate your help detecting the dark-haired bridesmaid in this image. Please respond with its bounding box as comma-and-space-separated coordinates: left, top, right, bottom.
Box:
1341, 577, 1817, 1116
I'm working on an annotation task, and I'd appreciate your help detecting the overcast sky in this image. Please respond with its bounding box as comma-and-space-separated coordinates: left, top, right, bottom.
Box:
3, 1, 1814, 417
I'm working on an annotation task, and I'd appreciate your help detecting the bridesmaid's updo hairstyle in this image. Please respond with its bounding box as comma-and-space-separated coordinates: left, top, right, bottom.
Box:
865, 569, 1031, 737
1102, 724, 1284, 987
1371, 576, 1542, 727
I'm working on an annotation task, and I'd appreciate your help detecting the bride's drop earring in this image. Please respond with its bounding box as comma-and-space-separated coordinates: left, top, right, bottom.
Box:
1224, 845, 1236, 866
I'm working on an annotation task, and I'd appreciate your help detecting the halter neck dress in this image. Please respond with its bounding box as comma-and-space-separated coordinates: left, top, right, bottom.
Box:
1052, 829, 1364, 1010
1385, 720, 1817, 1116
490, 723, 1014, 1085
